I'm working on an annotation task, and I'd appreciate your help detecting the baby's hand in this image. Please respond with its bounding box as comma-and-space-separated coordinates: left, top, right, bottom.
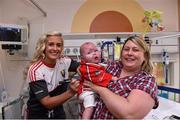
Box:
69, 79, 80, 94
112, 76, 118, 81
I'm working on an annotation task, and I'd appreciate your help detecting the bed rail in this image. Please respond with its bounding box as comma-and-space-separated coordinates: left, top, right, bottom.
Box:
158, 85, 180, 102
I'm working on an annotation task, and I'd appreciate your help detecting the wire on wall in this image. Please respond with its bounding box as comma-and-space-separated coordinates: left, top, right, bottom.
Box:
28, 0, 47, 17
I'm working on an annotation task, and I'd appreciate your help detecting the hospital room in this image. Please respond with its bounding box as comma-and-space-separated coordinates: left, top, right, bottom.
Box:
0, 0, 180, 119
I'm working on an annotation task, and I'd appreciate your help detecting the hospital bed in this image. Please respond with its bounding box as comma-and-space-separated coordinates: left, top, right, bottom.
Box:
0, 96, 25, 119
145, 86, 180, 120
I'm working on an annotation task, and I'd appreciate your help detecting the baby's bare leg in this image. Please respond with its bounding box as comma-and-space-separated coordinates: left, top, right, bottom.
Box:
82, 107, 94, 119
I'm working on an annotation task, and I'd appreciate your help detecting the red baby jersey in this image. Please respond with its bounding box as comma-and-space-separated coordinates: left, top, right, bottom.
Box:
78, 61, 112, 95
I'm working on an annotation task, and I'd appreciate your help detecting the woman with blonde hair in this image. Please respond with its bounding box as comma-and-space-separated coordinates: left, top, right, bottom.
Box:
26, 31, 79, 119
84, 36, 158, 119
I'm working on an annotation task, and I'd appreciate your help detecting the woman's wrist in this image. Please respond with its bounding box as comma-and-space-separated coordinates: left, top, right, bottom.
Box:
67, 89, 76, 97
93, 85, 103, 93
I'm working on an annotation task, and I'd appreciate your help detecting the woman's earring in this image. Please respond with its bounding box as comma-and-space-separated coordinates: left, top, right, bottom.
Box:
42, 54, 45, 59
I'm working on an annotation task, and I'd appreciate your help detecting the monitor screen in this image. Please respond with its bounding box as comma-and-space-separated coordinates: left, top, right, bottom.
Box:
0, 27, 21, 42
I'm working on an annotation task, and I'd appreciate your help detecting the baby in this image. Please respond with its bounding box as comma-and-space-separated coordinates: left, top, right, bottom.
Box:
78, 42, 117, 119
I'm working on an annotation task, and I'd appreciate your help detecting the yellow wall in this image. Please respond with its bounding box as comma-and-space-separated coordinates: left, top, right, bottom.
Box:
71, 0, 146, 32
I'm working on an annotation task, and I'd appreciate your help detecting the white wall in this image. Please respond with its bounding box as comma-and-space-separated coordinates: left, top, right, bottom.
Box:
0, 0, 48, 98
0, 0, 3, 98
0, 1, 2, 21
0, 0, 179, 98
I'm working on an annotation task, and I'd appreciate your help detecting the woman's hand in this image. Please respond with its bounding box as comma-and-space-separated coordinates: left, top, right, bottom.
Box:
69, 79, 79, 95
83, 80, 101, 93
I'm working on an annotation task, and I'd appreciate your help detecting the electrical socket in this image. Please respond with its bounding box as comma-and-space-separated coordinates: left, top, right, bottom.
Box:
73, 48, 78, 54
64, 48, 70, 55
64, 47, 80, 56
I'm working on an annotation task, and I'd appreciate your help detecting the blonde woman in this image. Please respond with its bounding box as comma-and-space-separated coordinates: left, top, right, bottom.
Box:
84, 36, 159, 119
26, 31, 79, 119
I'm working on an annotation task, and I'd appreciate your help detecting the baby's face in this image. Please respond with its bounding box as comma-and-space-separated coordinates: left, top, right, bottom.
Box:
82, 44, 101, 63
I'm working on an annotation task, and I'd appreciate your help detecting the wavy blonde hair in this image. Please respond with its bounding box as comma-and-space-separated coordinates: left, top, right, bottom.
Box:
24, 31, 63, 79
30, 31, 64, 64
121, 36, 153, 73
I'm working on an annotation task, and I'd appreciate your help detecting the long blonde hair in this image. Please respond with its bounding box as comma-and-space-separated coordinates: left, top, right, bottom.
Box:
121, 36, 153, 73
31, 31, 64, 64
24, 31, 63, 79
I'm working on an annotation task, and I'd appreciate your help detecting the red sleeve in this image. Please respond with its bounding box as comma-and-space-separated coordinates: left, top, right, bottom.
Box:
80, 63, 112, 87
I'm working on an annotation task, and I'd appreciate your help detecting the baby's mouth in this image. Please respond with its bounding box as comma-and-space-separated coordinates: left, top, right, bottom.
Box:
95, 56, 99, 60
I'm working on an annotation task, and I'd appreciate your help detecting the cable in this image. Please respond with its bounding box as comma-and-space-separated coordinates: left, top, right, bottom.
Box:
0, 62, 8, 102
73, 48, 80, 62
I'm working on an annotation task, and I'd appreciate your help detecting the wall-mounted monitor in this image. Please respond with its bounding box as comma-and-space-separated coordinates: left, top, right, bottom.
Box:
0, 24, 28, 45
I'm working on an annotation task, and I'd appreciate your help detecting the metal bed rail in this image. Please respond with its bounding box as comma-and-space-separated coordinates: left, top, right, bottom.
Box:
1, 96, 25, 119
158, 85, 180, 102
